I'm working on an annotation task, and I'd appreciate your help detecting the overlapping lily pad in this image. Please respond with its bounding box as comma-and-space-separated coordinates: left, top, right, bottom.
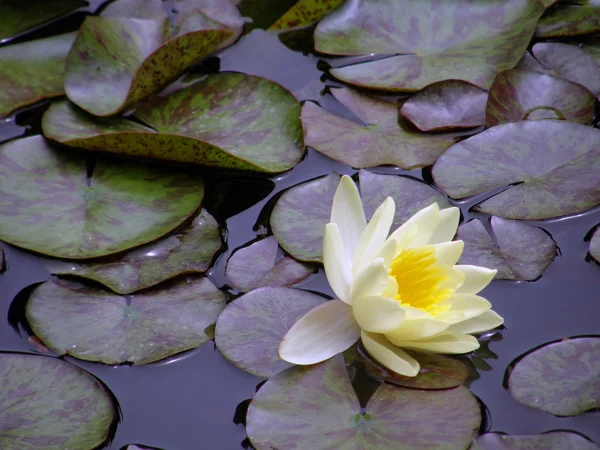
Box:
508, 337, 600, 416
226, 236, 313, 292
314, 0, 545, 91
0, 135, 205, 259
0, 353, 115, 450
215, 287, 326, 377
536, 0, 600, 38
26, 276, 225, 365
432, 120, 600, 219
472, 432, 600, 449
44, 72, 304, 172
46, 210, 221, 295
457, 218, 556, 281
268, 0, 344, 30
246, 356, 481, 449
302, 88, 460, 169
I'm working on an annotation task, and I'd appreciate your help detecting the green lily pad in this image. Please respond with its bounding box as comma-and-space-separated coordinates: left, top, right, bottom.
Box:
536, 0, 600, 38
472, 432, 600, 450
589, 226, 600, 263
0, 32, 76, 119
302, 88, 460, 169
486, 69, 595, 127
46, 209, 221, 295
314, 0, 544, 91
44, 72, 304, 172
399, 80, 487, 132
508, 337, 600, 416
226, 236, 313, 292
215, 287, 326, 377
246, 356, 481, 449
432, 120, 600, 219
268, 0, 344, 30
26, 277, 226, 365
0, 353, 115, 450
0, 135, 204, 259
457, 218, 556, 281
64, 0, 243, 116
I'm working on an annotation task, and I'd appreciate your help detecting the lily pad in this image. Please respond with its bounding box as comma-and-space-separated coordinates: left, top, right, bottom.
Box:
457, 218, 556, 281
399, 80, 487, 131
472, 432, 600, 450
0, 135, 204, 259
0, 33, 76, 119
508, 337, 600, 416
268, 0, 344, 30
246, 356, 481, 449
215, 287, 326, 377
226, 236, 313, 292
302, 88, 460, 169
46, 210, 221, 295
26, 277, 226, 365
0, 353, 115, 450
64, 0, 243, 116
44, 72, 304, 172
486, 69, 595, 127
432, 120, 600, 219
314, 0, 545, 91
536, 0, 600, 38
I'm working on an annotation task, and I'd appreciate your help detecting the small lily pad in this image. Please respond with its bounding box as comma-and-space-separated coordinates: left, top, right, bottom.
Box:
0, 353, 115, 450
0, 135, 204, 259
246, 356, 481, 449
536, 0, 600, 38
432, 120, 600, 219
26, 277, 226, 365
226, 236, 313, 292
472, 432, 600, 450
457, 218, 556, 281
508, 337, 600, 416
215, 287, 326, 377
268, 0, 344, 30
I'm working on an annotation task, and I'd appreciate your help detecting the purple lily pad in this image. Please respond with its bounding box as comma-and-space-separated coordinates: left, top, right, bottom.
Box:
432, 120, 600, 219
0, 353, 115, 450
26, 277, 226, 365
536, 0, 600, 38
472, 431, 599, 450
268, 0, 344, 30
246, 356, 481, 449
215, 287, 326, 377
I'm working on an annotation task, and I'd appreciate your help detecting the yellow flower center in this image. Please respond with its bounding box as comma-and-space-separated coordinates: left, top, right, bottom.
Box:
389, 246, 453, 316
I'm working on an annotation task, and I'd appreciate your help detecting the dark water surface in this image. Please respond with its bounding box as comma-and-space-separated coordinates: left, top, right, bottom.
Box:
1, 3, 600, 449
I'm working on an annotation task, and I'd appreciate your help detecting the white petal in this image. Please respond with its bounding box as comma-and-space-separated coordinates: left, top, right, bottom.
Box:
352, 197, 395, 274
436, 293, 491, 324
323, 223, 352, 304
350, 257, 389, 300
385, 203, 440, 252
361, 331, 420, 377
428, 207, 460, 244
385, 318, 450, 343
330, 175, 366, 262
279, 300, 360, 365
433, 240, 464, 267
391, 331, 480, 354
455, 265, 497, 295
448, 310, 504, 334
382, 275, 398, 298
353, 295, 405, 333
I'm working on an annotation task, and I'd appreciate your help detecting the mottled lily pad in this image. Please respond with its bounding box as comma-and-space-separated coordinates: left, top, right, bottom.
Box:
472, 432, 600, 450
215, 287, 326, 377
457, 218, 556, 281
226, 236, 313, 292
302, 88, 460, 169
44, 72, 304, 172
269, 0, 344, 30
508, 337, 600, 416
26, 277, 226, 365
0, 135, 204, 259
536, 0, 600, 38
0, 353, 115, 450
314, 0, 545, 91
486, 69, 595, 127
0, 33, 76, 119
432, 120, 600, 219
246, 356, 481, 449
46, 210, 221, 295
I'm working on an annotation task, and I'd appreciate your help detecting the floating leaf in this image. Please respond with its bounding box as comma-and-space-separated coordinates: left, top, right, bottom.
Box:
508, 337, 600, 416
46, 210, 221, 295
432, 120, 600, 219
0, 136, 204, 259
26, 277, 226, 365
314, 0, 544, 91
215, 287, 325, 377
226, 236, 313, 292
269, 0, 344, 31
536, 0, 600, 38
486, 69, 595, 127
457, 218, 556, 281
302, 88, 460, 169
472, 431, 600, 450
0, 353, 115, 450
44, 72, 304, 172
0, 33, 75, 119
246, 356, 481, 449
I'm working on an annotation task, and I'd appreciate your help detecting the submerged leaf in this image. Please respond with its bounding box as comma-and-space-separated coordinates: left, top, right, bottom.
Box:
269, 0, 344, 30
536, 0, 600, 38
472, 432, 600, 450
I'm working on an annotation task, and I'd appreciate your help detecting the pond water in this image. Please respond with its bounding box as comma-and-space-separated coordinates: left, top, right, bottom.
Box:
1, 1, 599, 449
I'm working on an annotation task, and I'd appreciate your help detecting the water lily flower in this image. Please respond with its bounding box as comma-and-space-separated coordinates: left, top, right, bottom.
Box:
279, 175, 503, 376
